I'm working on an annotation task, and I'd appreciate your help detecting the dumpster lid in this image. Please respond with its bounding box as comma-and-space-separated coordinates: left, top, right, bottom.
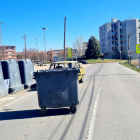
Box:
34, 68, 80, 75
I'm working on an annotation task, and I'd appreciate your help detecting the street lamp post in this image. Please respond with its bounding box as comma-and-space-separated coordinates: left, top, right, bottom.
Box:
120, 51, 121, 60
42, 28, 47, 64
35, 38, 39, 63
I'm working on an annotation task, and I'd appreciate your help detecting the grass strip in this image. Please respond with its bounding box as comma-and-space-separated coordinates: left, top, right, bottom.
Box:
86, 59, 126, 63
119, 61, 140, 73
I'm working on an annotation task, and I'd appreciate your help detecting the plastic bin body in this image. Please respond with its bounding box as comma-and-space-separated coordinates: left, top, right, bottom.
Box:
1, 60, 24, 93
18, 59, 36, 89
0, 62, 8, 97
34, 68, 79, 108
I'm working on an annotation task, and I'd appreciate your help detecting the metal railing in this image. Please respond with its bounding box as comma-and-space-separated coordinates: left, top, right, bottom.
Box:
112, 38, 118, 40
112, 27, 117, 29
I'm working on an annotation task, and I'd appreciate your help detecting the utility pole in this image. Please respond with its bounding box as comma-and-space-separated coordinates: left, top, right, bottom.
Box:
0, 21, 4, 46
0, 21, 5, 60
22, 34, 28, 59
128, 34, 130, 64
35, 38, 39, 63
42, 28, 47, 64
64, 16, 66, 61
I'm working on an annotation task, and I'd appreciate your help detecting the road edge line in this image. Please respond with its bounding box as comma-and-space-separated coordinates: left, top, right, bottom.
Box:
86, 66, 103, 140
0, 92, 35, 110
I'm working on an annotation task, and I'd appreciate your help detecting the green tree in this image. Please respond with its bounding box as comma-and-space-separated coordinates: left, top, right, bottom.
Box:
85, 36, 100, 59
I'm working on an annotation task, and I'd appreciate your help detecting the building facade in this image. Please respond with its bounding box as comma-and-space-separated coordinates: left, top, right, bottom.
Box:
47, 48, 78, 62
99, 18, 140, 59
0, 46, 16, 60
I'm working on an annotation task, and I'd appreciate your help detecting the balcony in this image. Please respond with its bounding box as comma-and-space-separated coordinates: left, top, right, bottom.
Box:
112, 27, 117, 29
112, 38, 118, 40
111, 32, 117, 35
111, 44, 118, 47
120, 31, 126, 34
120, 37, 126, 40
120, 25, 126, 29
120, 43, 126, 46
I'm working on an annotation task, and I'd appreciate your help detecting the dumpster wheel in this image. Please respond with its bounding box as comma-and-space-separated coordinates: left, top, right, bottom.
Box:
40, 107, 46, 116
70, 104, 77, 114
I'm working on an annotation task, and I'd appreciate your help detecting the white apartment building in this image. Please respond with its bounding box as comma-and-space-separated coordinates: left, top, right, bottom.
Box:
99, 18, 140, 59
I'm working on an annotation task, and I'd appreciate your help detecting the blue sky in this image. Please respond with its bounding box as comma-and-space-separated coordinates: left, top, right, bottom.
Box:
0, 0, 139, 52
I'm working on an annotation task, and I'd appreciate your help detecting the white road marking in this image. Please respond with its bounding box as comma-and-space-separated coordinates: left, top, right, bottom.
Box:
0, 97, 15, 102
0, 92, 35, 110
86, 66, 103, 140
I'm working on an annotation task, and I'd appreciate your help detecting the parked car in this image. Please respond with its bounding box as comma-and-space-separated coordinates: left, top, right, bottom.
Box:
78, 60, 88, 64
36, 61, 41, 64
49, 61, 85, 83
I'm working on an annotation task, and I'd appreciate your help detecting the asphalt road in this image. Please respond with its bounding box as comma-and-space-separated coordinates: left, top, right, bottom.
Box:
1, 62, 140, 140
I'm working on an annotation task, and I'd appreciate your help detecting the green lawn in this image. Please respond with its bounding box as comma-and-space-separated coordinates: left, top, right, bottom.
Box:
119, 61, 140, 73
86, 59, 126, 63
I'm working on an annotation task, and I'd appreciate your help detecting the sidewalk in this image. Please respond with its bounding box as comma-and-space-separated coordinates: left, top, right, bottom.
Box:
34, 64, 50, 71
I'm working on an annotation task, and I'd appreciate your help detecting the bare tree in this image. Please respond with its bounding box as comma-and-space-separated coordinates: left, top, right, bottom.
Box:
38, 51, 45, 61
22, 47, 37, 59
73, 36, 83, 57
57, 50, 67, 60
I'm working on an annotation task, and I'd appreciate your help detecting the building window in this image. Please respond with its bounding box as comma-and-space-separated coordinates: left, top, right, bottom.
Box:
101, 27, 103, 31
120, 23, 122, 26
8, 47, 11, 49
139, 33, 140, 38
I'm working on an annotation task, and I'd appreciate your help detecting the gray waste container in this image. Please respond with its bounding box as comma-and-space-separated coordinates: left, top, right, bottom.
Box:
34, 68, 79, 116
18, 59, 36, 89
1, 59, 24, 93
0, 62, 8, 97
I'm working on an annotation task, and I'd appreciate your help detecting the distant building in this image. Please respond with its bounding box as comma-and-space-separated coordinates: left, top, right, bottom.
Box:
99, 18, 140, 59
47, 48, 78, 61
0, 46, 16, 60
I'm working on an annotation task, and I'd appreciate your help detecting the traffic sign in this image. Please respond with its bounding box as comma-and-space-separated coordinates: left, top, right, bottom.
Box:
128, 50, 132, 56
75, 49, 78, 54
136, 44, 140, 54
67, 48, 72, 58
